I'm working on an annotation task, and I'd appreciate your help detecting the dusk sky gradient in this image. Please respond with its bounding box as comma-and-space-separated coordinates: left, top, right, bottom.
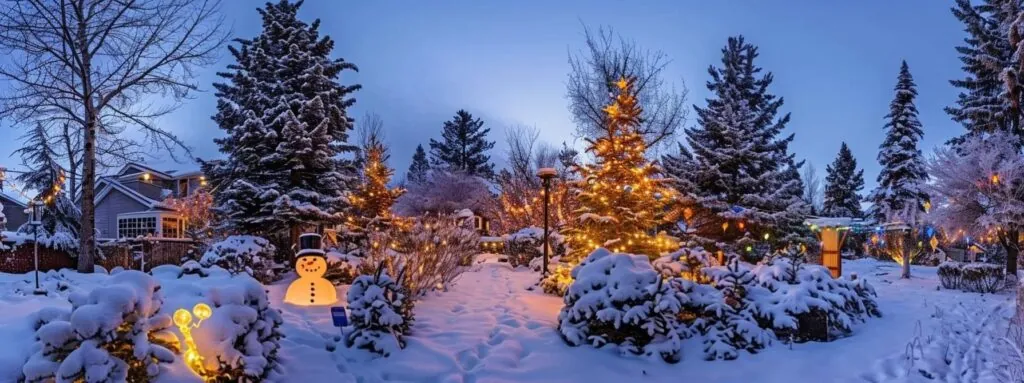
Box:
0, 1, 967, 194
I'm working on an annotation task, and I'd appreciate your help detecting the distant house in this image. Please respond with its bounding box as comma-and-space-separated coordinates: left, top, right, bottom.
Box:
0, 193, 28, 230
86, 163, 206, 241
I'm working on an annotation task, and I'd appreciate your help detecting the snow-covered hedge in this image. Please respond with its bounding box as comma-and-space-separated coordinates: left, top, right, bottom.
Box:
200, 235, 282, 284
21, 271, 179, 382
362, 214, 478, 296
346, 265, 414, 357
937, 261, 964, 289
936, 261, 1004, 293
557, 248, 685, 363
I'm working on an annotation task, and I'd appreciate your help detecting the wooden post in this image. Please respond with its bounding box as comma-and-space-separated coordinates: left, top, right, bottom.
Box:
821, 228, 842, 278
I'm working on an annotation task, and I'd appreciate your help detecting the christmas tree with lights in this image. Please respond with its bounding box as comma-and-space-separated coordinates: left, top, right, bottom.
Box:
563, 77, 675, 262
351, 135, 405, 229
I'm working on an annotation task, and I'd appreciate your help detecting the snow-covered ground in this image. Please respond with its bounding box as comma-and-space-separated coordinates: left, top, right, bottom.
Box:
0, 257, 1012, 382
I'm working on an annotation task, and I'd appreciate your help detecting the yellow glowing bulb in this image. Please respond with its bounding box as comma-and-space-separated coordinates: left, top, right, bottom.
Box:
174, 309, 192, 328
193, 303, 212, 320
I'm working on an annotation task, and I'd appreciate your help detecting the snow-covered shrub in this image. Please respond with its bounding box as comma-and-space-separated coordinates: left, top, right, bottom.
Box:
557, 248, 685, 363
346, 264, 414, 357
199, 274, 284, 381
201, 235, 282, 284
178, 260, 210, 278
324, 250, 360, 286
21, 271, 179, 382
937, 261, 964, 290
540, 262, 573, 296
653, 246, 719, 284
961, 263, 1004, 293
753, 247, 882, 343
361, 214, 478, 296
505, 227, 543, 268
697, 255, 775, 360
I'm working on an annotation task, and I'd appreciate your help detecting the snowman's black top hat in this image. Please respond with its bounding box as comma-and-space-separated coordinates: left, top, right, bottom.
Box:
296, 233, 325, 257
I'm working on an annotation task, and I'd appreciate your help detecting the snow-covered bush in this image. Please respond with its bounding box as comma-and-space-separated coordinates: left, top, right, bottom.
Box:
346, 264, 414, 357
753, 247, 882, 343
200, 235, 282, 284
199, 274, 284, 381
937, 261, 964, 289
324, 250, 360, 286
697, 256, 776, 360
557, 248, 685, 363
361, 214, 478, 296
540, 262, 573, 296
653, 246, 719, 284
21, 271, 179, 382
961, 263, 1004, 293
505, 227, 543, 268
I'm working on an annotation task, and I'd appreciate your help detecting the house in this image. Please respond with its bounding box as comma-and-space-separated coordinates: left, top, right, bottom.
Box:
0, 193, 28, 230
88, 163, 206, 241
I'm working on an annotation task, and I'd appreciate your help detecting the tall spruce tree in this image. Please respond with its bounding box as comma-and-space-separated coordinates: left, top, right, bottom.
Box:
13, 123, 79, 240
406, 144, 430, 184
870, 61, 929, 223
429, 110, 495, 178
947, 0, 1022, 142
204, 0, 360, 242
822, 143, 865, 217
669, 36, 809, 250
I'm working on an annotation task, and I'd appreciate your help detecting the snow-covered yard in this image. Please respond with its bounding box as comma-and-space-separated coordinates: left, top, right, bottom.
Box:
0, 258, 1012, 382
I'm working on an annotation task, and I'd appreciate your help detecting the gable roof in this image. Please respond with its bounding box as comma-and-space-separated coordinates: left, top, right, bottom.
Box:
94, 176, 172, 210
0, 192, 27, 208
116, 163, 174, 180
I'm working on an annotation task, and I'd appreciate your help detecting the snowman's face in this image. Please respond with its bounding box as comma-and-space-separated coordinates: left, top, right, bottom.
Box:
296, 256, 327, 278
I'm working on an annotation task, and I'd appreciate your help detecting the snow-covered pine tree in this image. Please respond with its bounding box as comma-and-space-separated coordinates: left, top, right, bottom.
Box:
346, 264, 414, 357
406, 144, 430, 184
673, 36, 810, 252
698, 254, 774, 360
869, 61, 930, 224
204, 0, 360, 242
562, 77, 675, 262
822, 142, 865, 217
947, 0, 1020, 142
351, 132, 404, 223
428, 110, 496, 179
13, 123, 80, 245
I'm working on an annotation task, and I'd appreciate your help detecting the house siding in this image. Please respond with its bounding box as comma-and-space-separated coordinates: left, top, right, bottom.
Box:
0, 197, 27, 230
122, 179, 169, 201
96, 189, 148, 239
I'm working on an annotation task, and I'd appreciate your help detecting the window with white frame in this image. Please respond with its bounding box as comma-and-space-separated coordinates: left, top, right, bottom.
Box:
162, 217, 181, 239
118, 216, 157, 238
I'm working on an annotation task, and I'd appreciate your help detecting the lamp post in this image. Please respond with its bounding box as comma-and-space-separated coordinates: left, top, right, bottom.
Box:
537, 168, 557, 276
27, 199, 44, 295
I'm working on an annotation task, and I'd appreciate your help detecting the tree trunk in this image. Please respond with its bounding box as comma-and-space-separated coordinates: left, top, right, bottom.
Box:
1002, 229, 1019, 278
78, 106, 97, 273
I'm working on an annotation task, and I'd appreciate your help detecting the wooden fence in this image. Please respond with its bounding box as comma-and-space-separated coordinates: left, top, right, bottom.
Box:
0, 238, 196, 274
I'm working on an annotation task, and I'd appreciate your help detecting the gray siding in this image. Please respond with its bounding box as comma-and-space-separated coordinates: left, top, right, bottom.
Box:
121, 180, 168, 201
95, 189, 148, 238
1, 198, 27, 230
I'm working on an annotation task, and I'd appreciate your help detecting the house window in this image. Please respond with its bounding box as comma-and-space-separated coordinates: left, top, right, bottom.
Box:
162, 217, 181, 239
118, 216, 157, 238
178, 179, 189, 197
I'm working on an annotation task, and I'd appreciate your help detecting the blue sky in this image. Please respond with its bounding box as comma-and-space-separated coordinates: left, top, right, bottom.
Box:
1, 1, 965, 192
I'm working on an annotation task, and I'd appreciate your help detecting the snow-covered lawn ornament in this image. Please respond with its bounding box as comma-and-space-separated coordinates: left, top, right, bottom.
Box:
285, 234, 338, 306
174, 302, 213, 378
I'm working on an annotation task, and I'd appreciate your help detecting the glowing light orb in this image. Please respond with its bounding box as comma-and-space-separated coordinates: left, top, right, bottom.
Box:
175, 303, 212, 378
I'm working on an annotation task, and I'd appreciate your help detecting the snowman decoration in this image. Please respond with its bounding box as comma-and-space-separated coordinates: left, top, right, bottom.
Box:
284, 233, 338, 306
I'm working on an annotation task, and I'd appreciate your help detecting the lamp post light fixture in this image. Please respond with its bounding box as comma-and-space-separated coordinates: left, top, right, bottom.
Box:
27, 199, 45, 295
537, 167, 558, 276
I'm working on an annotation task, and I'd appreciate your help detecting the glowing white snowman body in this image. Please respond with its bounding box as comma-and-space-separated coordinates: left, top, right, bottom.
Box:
284, 234, 337, 306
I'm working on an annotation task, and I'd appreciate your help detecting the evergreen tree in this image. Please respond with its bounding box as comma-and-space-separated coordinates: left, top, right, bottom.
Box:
204, 0, 360, 241
562, 77, 675, 262
352, 134, 405, 221
822, 142, 865, 217
428, 110, 495, 178
947, 0, 1021, 142
406, 144, 430, 184
869, 61, 930, 223
671, 36, 809, 251
13, 123, 79, 240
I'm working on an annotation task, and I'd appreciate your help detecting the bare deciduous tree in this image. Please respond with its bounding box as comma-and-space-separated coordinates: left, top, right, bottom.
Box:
0, 0, 228, 272
801, 162, 823, 214
567, 25, 688, 148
